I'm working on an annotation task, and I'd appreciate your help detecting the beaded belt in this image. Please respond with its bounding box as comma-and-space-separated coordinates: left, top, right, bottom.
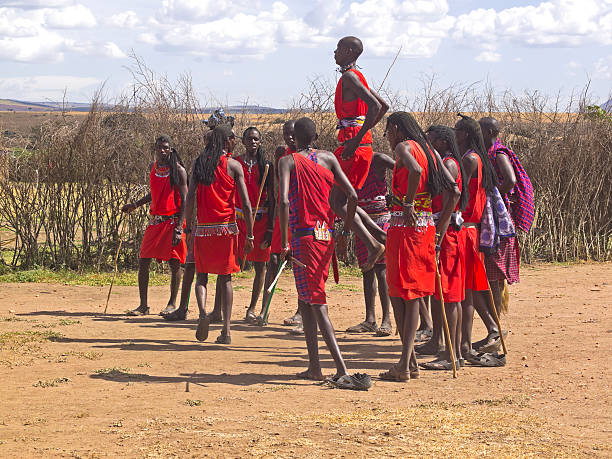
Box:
336, 116, 365, 129
148, 215, 177, 226
389, 210, 434, 229
236, 207, 268, 221
194, 221, 238, 237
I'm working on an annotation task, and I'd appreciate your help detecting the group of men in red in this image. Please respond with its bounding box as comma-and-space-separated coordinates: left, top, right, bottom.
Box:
121, 36, 533, 390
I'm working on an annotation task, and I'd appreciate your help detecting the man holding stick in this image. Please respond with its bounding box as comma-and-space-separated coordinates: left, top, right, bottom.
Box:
277, 117, 370, 390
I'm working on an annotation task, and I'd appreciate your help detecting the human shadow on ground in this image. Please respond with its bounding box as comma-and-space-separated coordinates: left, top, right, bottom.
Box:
90, 368, 300, 387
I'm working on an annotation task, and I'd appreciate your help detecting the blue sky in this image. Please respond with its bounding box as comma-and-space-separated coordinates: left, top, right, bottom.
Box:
1, 0, 611, 107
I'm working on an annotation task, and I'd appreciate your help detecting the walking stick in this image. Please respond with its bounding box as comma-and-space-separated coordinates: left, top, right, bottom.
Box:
104, 218, 128, 314
486, 280, 508, 355
261, 259, 288, 325
242, 163, 270, 271
435, 261, 457, 378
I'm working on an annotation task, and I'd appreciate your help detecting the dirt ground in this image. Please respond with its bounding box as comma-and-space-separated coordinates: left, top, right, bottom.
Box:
0, 262, 610, 458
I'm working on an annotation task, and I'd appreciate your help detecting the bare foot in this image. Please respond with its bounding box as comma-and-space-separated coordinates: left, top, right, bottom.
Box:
296, 369, 324, 381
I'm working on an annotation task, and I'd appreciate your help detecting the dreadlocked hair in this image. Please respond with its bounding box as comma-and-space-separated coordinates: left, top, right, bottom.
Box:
456, 114, 498, 192
155, 135, 184, 188
193, 125, 233, 186
426, 125, 469, 211
242, 127, 269, 187
386, 112, 454, 198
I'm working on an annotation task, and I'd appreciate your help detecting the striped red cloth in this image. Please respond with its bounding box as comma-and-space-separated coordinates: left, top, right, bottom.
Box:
488, 138, 534, 232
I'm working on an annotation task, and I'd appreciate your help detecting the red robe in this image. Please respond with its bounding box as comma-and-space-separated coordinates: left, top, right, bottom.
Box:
194, 155, 239, 275
462, 151, 489, 292
386, 141, 436, 301
432, 157, 466, 302
289, 151, 335, 305
271, 146, 295, 254
334, 69, 374, 190
236, 157, 272, 262
139, 162, 187, 263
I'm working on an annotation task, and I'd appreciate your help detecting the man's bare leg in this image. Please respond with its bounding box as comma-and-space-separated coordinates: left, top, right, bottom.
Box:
473, 290, 498, 334
456, 301, 463, 362
418, 297, 433, 332
208, 278, 223, 323
329, 186, 384, 271
417, 297, 443, 354
163, 262, 195, 320
397, 298, 420, 373
162, 258, 183, 314
296, 300, 323, 380
311, 303, 349, 379
489, 279, 503, 316
245, 261, 266, 322
195, 272, 208, 318
374, 265, 392, 332
127, 258, 152, 315
217, 274, 233, 343
461, 290, 475, 355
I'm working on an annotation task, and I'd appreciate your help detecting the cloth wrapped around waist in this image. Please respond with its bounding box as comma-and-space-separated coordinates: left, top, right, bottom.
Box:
358, 195, 389, 216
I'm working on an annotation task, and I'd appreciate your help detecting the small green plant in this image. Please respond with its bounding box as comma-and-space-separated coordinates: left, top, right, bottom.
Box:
185, 399, 202, 406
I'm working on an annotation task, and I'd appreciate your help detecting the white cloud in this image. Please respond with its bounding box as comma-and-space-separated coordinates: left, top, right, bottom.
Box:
0, 29, 67, 62
594, 56, 612, 80
0, 75, 102, 100
45, 4, 96, 29
70, 40, 127, 59
0, 0, 73, 8
107, 10, 140, 29
475, 51, 501, 63
453, 0, 612, 61
146, 0, 454, 60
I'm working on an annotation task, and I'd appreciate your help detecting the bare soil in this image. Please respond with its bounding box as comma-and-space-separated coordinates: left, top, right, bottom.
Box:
0, 262, 610, 458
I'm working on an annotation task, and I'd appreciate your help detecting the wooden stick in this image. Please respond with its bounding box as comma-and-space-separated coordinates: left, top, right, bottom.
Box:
242, 163, 270, 271
378, 45, 403, 92
436, 262, 457, 378
288, 256, 306, 269
104, 219, 128, 314
261, 259, 288, 325
486, 280, 508, 355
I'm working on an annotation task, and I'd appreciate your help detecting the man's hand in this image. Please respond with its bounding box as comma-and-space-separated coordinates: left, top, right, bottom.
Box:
260, 228, 273, 249
172, 227, 182, 246
244, 238, 254, 254
280, 245, 291, 262
341, 137, 360, 160
121, 203, 137, 213
402, 204, 417, 227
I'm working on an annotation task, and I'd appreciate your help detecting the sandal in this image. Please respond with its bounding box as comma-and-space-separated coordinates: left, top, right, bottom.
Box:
420, 359, 459, 371
126, 306, 149, 316
375, 324, 392, 337
288, 324, 304, 335
478, 331, 509, 354
283, 314, 302, 326
464, 350, 506, 367
215, 333, 231, 345
329, 373, 372, 391
195, 315, 210, 342
346, 321, 378, 334
245, 311, 257, 324
159, 304, 176, 316
415, 329, 433, 342
207, 313, 223, 324
415, 339, 440, 356
163, 308, 187, 321
379, 365, 410, 382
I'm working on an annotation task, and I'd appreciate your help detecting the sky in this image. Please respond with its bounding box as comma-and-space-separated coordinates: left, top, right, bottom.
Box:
0, 0, 611, 107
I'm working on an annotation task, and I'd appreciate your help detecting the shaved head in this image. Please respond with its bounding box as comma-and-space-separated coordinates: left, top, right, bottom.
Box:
294, 117, 317, 145
339, 36, 363, 58
479, 116, 500, 135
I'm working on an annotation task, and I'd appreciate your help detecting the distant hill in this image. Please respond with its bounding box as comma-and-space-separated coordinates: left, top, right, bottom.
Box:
0, 99, 288, 114
601, 99, 612, 111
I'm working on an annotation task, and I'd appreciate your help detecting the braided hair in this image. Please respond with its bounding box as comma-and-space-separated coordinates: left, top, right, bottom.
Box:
386, 112, 454, 197
242, 127, 269, 187
193, 125, 233, 186
155, 135, 184, 188
456, 114, 498, 192
426, 125, 469, 211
